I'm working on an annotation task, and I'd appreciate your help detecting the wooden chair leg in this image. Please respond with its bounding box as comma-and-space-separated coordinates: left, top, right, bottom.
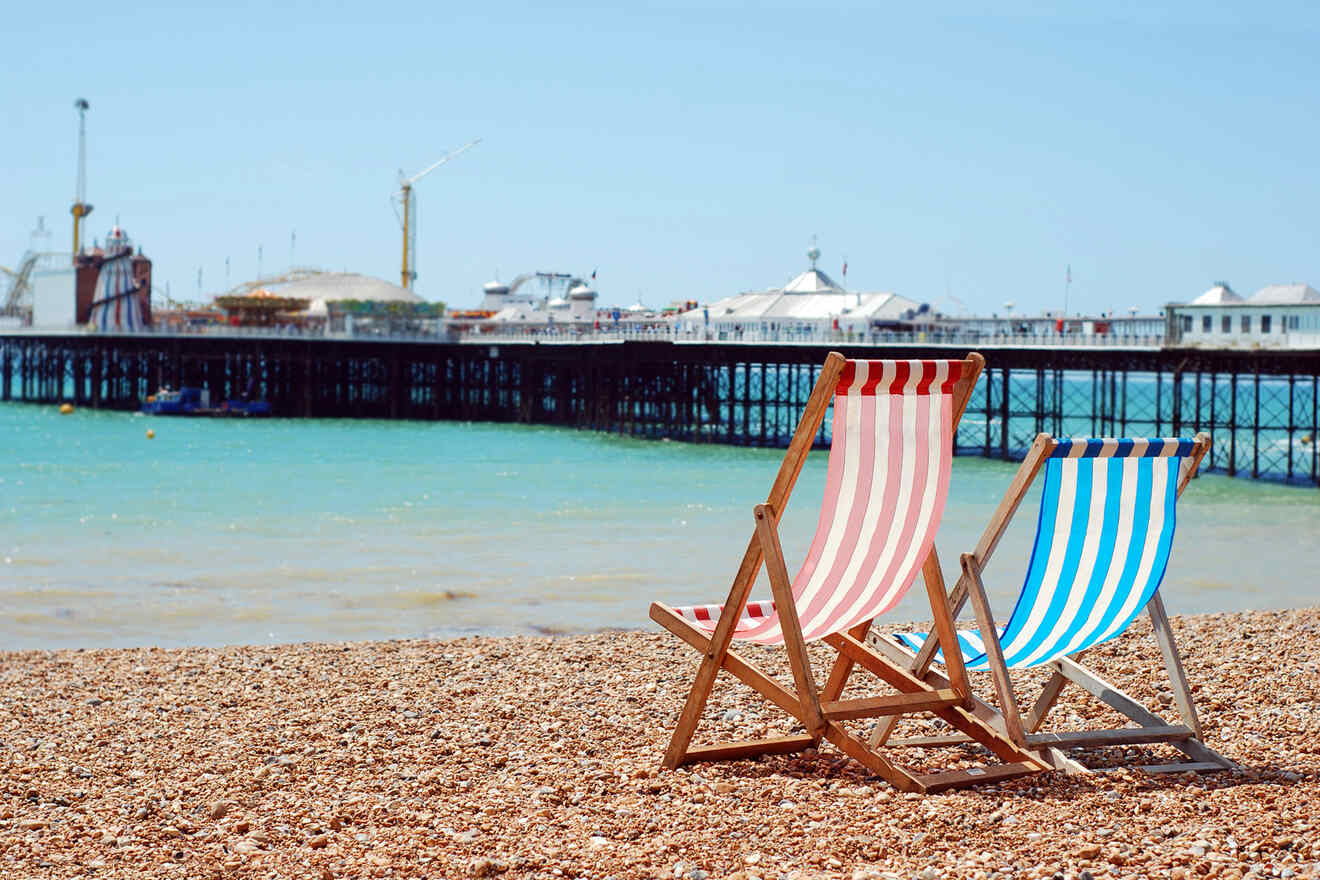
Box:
821, 619, 873, 702
1023, 669, 1068, 734
1147, 593, 1203, 740
659, 538, 762, 768
922, 547, 971, 701
868, 553, 973, 747
811, 618, 874, 749
827, 631, 1046, 770
905, 578, 971, 681
868, 706, 902, 747
821, 723, 924, 792
661, 633, 734, 768
1053, 655, 1234, 768
868, 633, 1090, 775
960, 553, 1026, 745
651, 603, 818, 764
754, 504, 826, 737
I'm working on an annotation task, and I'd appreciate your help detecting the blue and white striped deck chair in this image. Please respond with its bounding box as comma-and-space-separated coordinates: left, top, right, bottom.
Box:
873, 432, 1235, 774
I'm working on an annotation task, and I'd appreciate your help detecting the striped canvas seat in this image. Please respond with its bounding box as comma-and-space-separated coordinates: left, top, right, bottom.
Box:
672, 359, 963, 646
893, 437, 1195, 670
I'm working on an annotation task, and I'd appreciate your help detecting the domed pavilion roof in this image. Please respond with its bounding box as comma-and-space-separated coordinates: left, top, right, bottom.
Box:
266, 272, 423, 304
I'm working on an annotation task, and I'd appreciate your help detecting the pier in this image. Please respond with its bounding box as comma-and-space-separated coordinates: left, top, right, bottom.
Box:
2, 331, 1317, 486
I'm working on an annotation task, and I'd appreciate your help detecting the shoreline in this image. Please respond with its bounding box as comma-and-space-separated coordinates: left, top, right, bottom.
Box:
2, 607, 1317, 879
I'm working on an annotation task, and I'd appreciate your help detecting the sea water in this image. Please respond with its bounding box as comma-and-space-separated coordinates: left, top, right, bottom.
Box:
2, 403, 1317, 650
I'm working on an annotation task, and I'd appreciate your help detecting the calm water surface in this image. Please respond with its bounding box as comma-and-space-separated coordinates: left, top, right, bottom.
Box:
2, 403, 1317, 650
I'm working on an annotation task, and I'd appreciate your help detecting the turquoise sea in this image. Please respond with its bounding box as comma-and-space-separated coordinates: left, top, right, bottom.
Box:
2, 402, 1317, 651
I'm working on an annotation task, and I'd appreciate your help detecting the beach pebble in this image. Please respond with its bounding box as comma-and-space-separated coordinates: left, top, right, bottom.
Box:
468, 857, 507, 876
0, 609, 1315, 880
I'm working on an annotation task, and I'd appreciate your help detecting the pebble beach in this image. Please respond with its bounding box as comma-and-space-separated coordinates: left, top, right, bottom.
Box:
2, 607, 1318, 880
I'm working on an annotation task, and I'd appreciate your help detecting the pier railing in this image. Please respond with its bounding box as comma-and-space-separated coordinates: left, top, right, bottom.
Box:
3, 322, 1163, 349
458, 325, 1164, 349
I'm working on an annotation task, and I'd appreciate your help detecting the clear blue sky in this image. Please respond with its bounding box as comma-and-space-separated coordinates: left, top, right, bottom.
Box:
5, 2, 1317, 316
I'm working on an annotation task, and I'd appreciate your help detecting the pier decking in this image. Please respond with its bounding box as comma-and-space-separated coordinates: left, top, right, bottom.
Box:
2, 331, 1316, 486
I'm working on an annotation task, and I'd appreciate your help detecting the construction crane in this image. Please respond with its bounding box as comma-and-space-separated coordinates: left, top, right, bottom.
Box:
71, 98, 93, 260
392, 138, 480, 290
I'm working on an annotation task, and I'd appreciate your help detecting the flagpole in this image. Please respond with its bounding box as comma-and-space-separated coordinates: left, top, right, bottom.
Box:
1063, 264, 1071, 317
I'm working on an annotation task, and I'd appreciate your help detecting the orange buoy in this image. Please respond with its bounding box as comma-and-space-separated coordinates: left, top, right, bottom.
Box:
146, 429, 155, 439
59, 403, 74, 415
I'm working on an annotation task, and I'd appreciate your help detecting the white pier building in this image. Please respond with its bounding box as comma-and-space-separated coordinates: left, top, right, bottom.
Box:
1168, 282, 1320, 348
673, 245, 923, 341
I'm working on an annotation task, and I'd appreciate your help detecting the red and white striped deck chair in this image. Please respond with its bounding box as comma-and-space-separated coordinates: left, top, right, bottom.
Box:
650, 352, 1045, 793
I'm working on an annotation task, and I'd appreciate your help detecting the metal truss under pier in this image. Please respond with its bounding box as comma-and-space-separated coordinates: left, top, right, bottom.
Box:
2, 334, 1317, 486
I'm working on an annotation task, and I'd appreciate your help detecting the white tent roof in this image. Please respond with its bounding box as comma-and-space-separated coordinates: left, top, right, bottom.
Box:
267, 272, 423, 304
781, 267, 844, 293
702, 288, 916, 321
691, 248, 919, 323
489, 300, 592, 323
1189, 284, 1243, 305
1247, 283, 1320, 305
491, 302, 540, 321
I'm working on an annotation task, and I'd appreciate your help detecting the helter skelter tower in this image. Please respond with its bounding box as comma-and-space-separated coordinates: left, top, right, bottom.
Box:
71, 98, 93, 260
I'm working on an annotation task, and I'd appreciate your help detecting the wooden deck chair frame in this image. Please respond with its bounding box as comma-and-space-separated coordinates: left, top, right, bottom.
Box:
866, 431, 1236, 775
649, 352, 1047, 793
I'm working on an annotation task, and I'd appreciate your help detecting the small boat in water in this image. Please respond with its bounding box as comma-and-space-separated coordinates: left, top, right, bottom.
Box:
142, 387, 271, 417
